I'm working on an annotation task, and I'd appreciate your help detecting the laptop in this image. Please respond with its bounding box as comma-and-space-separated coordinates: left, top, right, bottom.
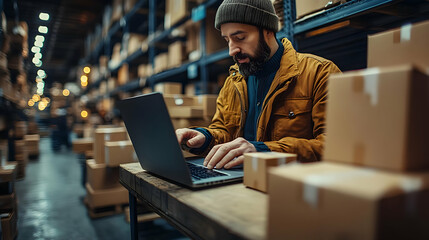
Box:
117, 92, 244, 188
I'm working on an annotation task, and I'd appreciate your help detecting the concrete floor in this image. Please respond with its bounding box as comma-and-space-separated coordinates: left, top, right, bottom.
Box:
15, 136, 188, 240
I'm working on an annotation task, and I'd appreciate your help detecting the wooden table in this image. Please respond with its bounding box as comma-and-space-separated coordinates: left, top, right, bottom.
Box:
119, 163, 268, 240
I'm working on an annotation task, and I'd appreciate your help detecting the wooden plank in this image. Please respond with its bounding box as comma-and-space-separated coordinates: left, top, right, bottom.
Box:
119, 163, 267, 240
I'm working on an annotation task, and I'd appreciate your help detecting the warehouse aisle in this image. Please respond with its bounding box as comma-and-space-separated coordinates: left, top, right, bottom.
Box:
14, 136, 188, 240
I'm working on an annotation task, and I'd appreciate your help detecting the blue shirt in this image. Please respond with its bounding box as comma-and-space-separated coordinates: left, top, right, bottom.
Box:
192, 39, 284, 153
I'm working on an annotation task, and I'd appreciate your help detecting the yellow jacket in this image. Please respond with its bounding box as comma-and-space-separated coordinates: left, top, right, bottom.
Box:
203, 38, 341, 162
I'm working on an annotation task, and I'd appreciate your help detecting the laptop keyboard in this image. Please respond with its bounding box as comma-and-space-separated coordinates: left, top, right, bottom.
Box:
187, 162, 227, 180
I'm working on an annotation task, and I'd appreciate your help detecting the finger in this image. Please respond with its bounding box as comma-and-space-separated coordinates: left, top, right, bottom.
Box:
206, 144, 234, 169
224, 155, 244, 169
187, 133, 205, 148
204, 144, 220, 166
215, 148, 242, 169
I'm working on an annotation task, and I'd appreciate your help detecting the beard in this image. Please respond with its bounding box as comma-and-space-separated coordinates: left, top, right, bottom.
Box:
234, 30, 271, 78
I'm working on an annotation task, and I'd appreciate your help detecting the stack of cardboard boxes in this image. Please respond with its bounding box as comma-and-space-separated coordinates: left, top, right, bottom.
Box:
0, 162, 18, 240
267, 20, 429, 239
23, 134, 40, 158
14, 121, 28, 179
85, 127, 137, 218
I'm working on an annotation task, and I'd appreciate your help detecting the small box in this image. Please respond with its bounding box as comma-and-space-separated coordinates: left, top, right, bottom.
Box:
85, 183, 128, 208
94, 128, 128, 164
127, 33, 146, 56
168, 41, 186, 69
168, 106, 204, 119
117, 63, 129, 86
163, 94, 195, 108
324, 65, 429, 171
154, 82, 182, 95
171, 118, 211, 130
154, 53, 169, 74
104, 140, 137, 167
368, 20, 429, 68
72, 138, 93, 154
0, 210, 17, 240
267, 162, 429, 240
86, 159, 121, 190
243, 152, 296, 192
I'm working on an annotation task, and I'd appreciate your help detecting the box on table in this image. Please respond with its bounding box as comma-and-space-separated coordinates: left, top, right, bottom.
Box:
94, 128, 128, 164
0, 210, 17, 240
267, 162, 429, 240
163, 94, 195, 108
243, 152, 296, 192
154, 82, 182, 95
324, 65, 429, 172
105, 140, 137, 167
72, 138, 93, 154
171, 118, 211, 130
85, 183, 128, 208
368, 20, 429, 68
86, 159, 121, 190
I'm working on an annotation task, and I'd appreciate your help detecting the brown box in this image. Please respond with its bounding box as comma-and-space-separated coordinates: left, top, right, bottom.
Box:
111, 0, 124, 24
154, 53, 169, 74
168, 41, 186, 69
163, 94, 195, 108
164, 0, 196, 29
368, 20, 429, 68
24, 134, 39, 155
205, 9, 228, 54
117, 63, 129, 86
296, 0, 343, 19
193, 94, 218, 119
85, 183, 128, 208
72, 138, 93, 154
0, 210, 17, 240
154, 82, 182, 94
105, 140, 137, 167
324, 65, 429, 171
243, 152, 296, 192
124, 0, 138, 13
0, 163, 17, 183
171, 118, 211, 130
94, 128, 128, 164
86, 159, 121, 190
0, 192, 16, 212
127, 33, 146, 56
267, 162, 429, 240
168, 106, 204, 119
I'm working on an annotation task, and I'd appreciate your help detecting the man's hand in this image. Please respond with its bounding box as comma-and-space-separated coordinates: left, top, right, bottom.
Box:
204, 137, 256, 169
176, 128, 206, 150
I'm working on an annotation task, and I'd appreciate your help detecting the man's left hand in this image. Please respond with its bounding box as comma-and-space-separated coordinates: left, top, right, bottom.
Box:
203, 137, 256, 169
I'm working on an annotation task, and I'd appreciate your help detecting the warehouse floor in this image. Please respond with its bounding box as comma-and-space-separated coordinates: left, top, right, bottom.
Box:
15, 135, 188, 240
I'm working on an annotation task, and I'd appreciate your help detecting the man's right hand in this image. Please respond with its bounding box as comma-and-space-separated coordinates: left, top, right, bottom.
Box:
175, 128, 206, 150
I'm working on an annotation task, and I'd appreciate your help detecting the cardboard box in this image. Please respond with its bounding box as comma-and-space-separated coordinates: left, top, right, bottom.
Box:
94, 128, 128, 164
0, 192, 16, 212
168, 41, 186, 69
168, 106, 204, 119
72, 138, 93, 154
124, 0, 138, 13
243, 152, 296, 192
296, 0, 343, 19
164, 0, 197, 29
86, 159, 121, 190
105, 140, 137, 167
14, 121, 27, 138
267, 162, 429, 240
0, 142, 8, 166
0, 210, 17, 240
127, 33, 146, 56
111, 0, 123, 24
368, 20, 429, 68
154, 53, 169, 74
24, 134, 39, 155
163, 94, 195, 108
85, 183, 128, 208
154, 82, 182, 94
193, 94, 218, 119
171, 118, 211, 130
117, 63, 129, 86
205, 9, 229, 54
324, 65, 429, 171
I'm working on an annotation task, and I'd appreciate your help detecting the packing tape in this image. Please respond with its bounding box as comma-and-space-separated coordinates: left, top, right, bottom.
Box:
277, 157, 286, 165
400, 23, 412, 42
303, 168, 376, 208
252, 157, 258, 172
119, 141, 126, 149
104, 133, 111, 141
363, 68, 380, 106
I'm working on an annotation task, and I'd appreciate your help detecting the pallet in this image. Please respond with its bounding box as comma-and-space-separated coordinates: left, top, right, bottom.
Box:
124, 206, 160, 223
84, 197, 128, 219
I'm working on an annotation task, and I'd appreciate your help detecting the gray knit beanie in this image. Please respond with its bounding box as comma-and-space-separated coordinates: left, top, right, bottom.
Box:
215, 0, 279, 32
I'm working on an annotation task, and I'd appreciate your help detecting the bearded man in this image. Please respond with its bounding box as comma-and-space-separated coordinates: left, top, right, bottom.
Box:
176, 0, 341, 169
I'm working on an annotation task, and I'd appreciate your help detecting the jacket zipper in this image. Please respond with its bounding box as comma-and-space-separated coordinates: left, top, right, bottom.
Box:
234, 84, 245, 139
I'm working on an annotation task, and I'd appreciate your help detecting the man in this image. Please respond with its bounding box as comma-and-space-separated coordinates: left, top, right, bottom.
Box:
176, 0, 341, 170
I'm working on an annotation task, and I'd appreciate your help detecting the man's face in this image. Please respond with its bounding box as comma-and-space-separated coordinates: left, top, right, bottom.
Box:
221, 23, 271, 77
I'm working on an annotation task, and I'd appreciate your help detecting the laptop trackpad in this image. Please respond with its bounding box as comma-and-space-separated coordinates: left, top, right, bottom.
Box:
185, 157, 243, 170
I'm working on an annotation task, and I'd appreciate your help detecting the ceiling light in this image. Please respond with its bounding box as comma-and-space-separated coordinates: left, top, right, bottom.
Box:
31, 46, 40, 53
37, 70, 46, 78
28, 99, 35, 107
83, 67, 91, 74
34, 52, 42, 59
34, 41, 43, 48
80, 75, 88, 82
37, 82, 45, 89
35, 61, 42, 67
38, 26, 48, 34
39, 13, 50, 21
62, 89, 70, 96
81, 110, 88, 118
35, 35, 45, 42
